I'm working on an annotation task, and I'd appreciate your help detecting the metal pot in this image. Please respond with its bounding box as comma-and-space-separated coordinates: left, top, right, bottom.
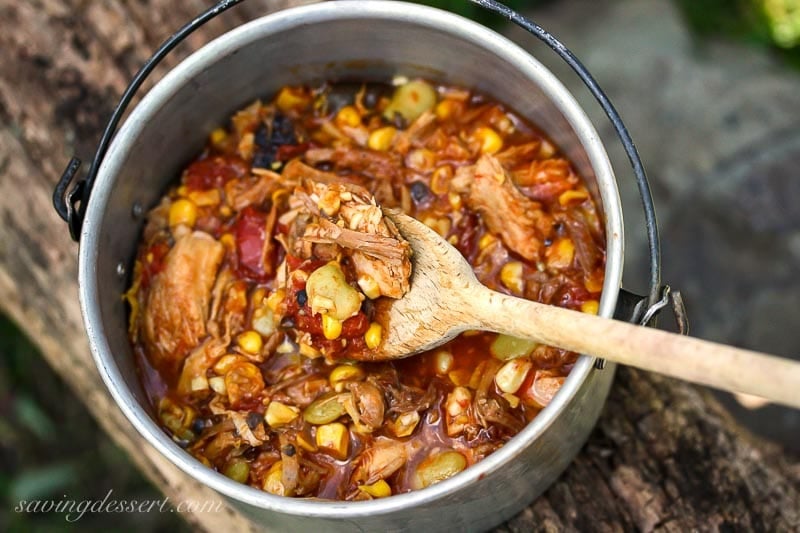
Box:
75, 1, 627, 530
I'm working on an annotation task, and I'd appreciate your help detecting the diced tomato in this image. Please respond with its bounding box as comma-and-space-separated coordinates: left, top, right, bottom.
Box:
140, 241, 171, 288
233, 206, 270, 282
183, 155, 248, 190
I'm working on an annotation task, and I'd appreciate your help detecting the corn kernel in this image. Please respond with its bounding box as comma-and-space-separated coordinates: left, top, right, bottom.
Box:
357, 274, 381, 300
478, 233, 496, 250
430, 165, 453, 195
220, 233, 235, 249
219, 205, 232, 217
315, 422, 350, 460
364, 322, 382, 350
322, 314, 343, 340
299, 342, 322, 359
474, 126, 504, 154
434, 350, 454, 375
276, 87, 310, 112
558, 188, 589, 206
359, 479, 392, 498
500, 261, 524, 294
168, 198, 197, 228
405, 149, 436, 172
210, 127, 227, 146
368, 126, 396, 151
495, 358, 533, 394
585, 273, 604, 293
581, 300, 600, 315
237, 330, 263, 354
336, 105, 362, 128
265, 401, 300, 427
266, 288, 286, 312
176, 185, 189, 197
213, 354, 243, 375
330, 365, 365, 390
448, 192, 462, 210
435, 99, 456, 120
545, 238, 575, 270
188, 188, 221, 207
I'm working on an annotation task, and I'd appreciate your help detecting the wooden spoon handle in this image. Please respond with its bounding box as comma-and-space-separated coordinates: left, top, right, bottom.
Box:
465, 285, 800, 409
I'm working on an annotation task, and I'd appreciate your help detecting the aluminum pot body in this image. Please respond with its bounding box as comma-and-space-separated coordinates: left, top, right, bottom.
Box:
79, 2, 624, 531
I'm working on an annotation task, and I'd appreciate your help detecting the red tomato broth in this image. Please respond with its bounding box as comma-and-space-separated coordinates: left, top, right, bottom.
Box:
126, 80, 605, 500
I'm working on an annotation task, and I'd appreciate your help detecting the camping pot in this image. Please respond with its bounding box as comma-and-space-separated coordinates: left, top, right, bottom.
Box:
53, 1, 679, 530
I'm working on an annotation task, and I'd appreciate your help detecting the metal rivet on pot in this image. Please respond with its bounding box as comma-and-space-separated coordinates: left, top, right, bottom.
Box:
116, 262, 126, 278
132, 202, 144, 219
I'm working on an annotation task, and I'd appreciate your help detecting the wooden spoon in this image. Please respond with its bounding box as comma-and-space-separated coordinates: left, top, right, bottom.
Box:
378, 209, 800, 409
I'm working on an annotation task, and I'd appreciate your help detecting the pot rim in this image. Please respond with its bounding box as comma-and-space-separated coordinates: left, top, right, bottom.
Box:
79, 0, 623, 517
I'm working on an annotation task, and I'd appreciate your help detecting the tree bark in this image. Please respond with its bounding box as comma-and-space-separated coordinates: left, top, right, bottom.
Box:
0, 1, 797, 531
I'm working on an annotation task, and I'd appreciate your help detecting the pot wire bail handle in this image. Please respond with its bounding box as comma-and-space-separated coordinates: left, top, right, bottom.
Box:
52, 0, 248, 242
469, 0, 687, 365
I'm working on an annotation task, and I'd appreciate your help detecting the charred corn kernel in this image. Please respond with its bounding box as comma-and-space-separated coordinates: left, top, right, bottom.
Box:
169, 198, 197, 228
581, 300, 600, 315
208, 376, 227, 394
357, 274, 381, 300
213, 354, 242, 375
223, 459, 250, 484
263, 461, 287, 495
478, 233, 497, 250
359, 479, 392, 498
276, 86, 310, 112
545, 238, 575, 270
330, 365, 365, 389
237, 330, 263, 354
364, 322, 382, 350
322, 314, 343, 340
474, 126, 504, 155
368, 126, 396, 151
265, 401, 300, 427
435, 99, 456, 120
210, 127, 227, 146
558, 188, 589, 206
502, 392, 520, 409
500, 261, 524, 294
434, 350, 454, 375
316, 422, 350, 460
336, 105, 362, 128
430, 165, 453, 195
448, 192, 462, 210
495, 358, 533, 394
266, 288, 286, 313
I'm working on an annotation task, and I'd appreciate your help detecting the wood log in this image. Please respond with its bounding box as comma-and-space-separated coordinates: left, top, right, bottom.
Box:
0, 0, 797, 531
